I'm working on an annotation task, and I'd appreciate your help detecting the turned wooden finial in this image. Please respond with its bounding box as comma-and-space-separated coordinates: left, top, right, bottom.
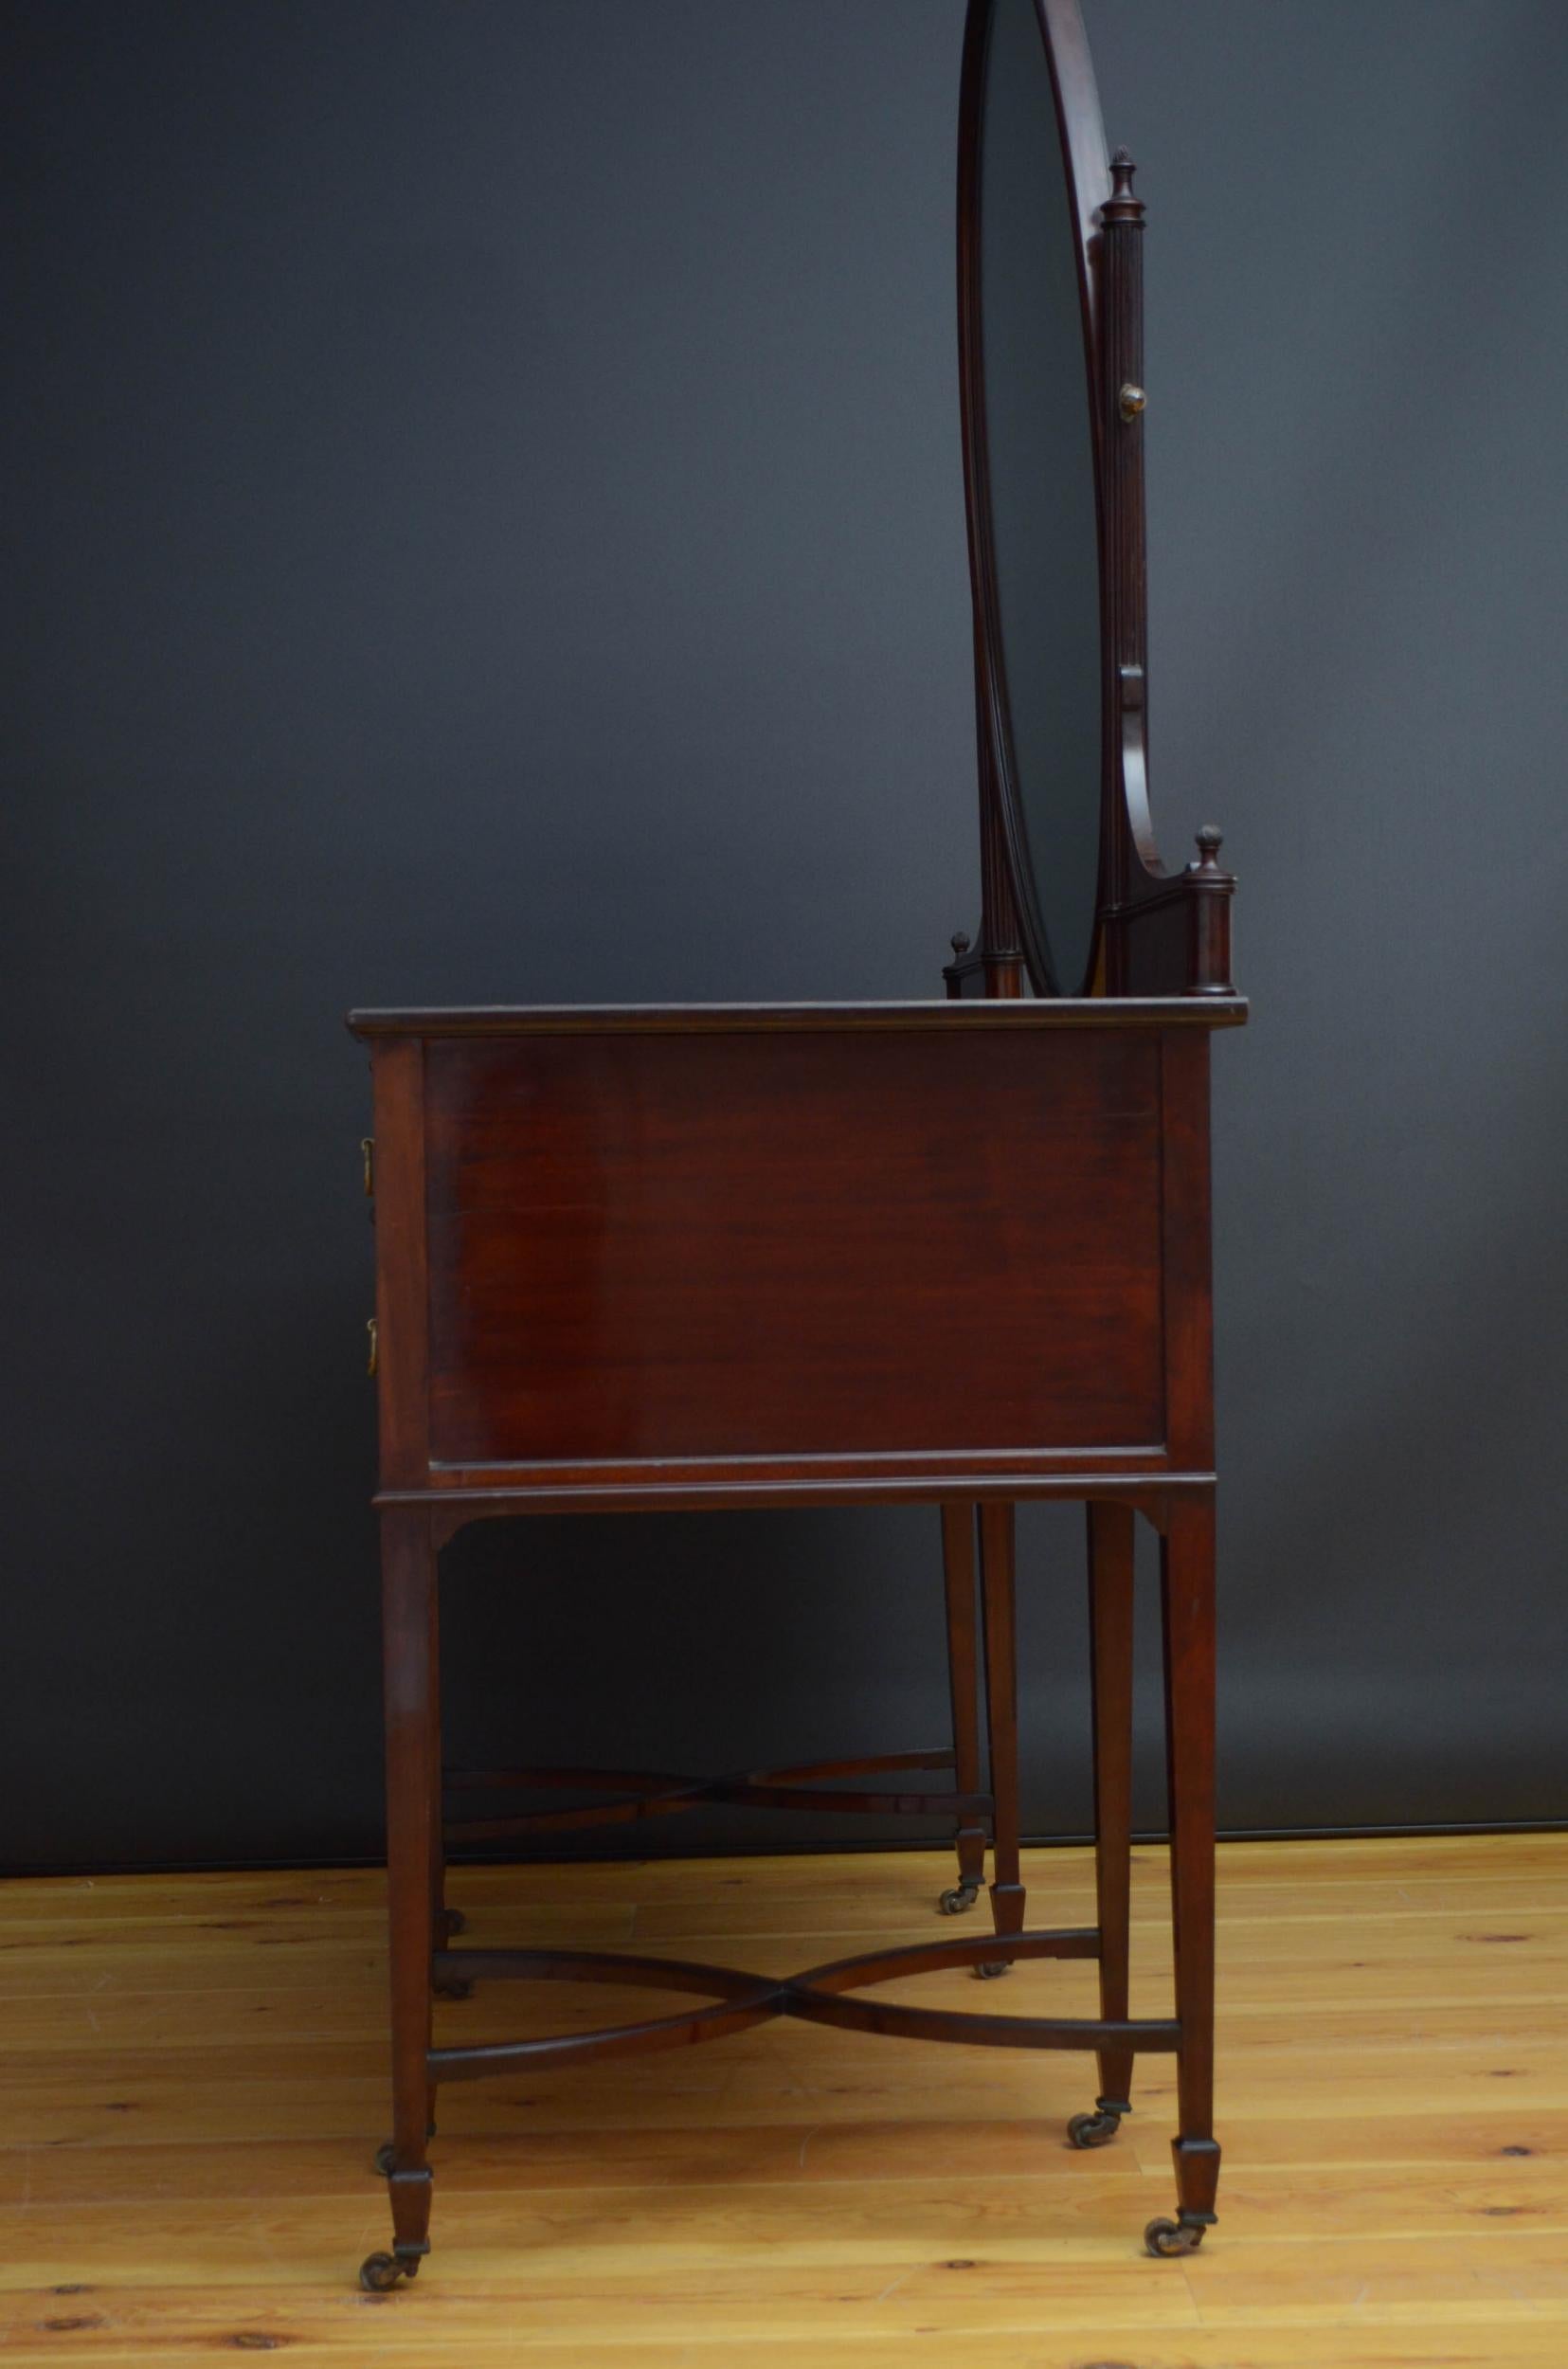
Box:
943, 928, 974, 1000
1105, 147, 1144, 225
1183, 826, 1235, 995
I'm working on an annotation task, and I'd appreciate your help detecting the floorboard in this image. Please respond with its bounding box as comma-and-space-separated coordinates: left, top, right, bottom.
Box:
2, 1835, 1565, 2362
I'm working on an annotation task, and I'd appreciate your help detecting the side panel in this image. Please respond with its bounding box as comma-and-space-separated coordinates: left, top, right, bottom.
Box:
421, 1028, 1166, 1470
1158, 1029, 1215, 1474
370, 1039, 431, 1490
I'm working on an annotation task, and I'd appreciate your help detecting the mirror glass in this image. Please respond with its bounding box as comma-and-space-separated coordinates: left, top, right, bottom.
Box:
979, 0, 1103, 992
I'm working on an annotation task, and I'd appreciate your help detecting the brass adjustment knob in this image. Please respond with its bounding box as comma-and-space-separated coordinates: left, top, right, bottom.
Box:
1118, 382, 1146, 422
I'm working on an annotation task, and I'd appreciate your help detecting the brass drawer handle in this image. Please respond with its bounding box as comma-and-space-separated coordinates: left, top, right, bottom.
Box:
362, 1136, 375, 1196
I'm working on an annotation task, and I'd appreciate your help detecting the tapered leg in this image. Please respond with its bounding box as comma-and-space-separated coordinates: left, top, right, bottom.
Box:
361, 1508, 438, 2292
938, 1503, 988, 1914
1145, 1493, 1220, 2257
427, 1584, 471, 1997
427, 1583, 456, 1952
977, 1501, 1024, 1968
1069, 1500, 1136, 2149
428, 1653, 446, 1940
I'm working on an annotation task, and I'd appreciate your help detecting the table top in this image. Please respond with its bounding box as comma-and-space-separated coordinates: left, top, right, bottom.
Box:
349, 997, 1248, 1040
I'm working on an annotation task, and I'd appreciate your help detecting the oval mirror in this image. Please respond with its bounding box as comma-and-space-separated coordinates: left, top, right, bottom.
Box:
961, 0, 1109, 995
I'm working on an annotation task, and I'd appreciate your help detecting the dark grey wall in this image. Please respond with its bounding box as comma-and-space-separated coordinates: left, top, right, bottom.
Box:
6, 1, 1564, 1872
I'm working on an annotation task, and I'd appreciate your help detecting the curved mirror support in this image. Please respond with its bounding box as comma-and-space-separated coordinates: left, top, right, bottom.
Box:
961, 0, 1110, 996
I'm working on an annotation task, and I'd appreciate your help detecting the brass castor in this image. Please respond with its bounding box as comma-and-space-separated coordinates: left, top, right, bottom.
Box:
938, 1883, 981, 1915
1068, 2107, 1123, 2148
358, 2251, 416, 2291
973, 1959, 1012, 1980
434, 1976, 474, 2000
1144, 2215, 1205, 2258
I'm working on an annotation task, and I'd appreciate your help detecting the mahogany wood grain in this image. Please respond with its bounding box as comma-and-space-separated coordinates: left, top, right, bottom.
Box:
424, 1928, 1180, 2079
352, 996, 1235, 2279
369, 1041, 429, 1489
378, 1507, 438, 2274
1162, 1492, 1220, 2236
411, 1471, 1202, 1526
351, 998, 1244, 1038
420, 1028, 1165, 1471
979, 1503, 1024, 1945
1087, 1498, 1135, 2114
355, 1007, 1239, 1518
942, 1504, 988, 1903
1157, 1026, 1217, 1474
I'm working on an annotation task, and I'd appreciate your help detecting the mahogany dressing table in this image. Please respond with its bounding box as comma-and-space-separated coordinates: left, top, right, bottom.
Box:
351, 0, 1245, 2288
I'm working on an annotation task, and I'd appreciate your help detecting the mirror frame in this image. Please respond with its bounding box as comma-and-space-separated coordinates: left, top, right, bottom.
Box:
953, 0, 1234, 1002
957, 0, 1109, 997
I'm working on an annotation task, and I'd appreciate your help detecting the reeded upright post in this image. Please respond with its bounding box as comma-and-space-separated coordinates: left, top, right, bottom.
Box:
1100, 146, 1148, 972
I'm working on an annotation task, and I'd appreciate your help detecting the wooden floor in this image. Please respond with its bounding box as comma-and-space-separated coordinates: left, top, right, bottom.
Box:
2, 1834, 1566, 2364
